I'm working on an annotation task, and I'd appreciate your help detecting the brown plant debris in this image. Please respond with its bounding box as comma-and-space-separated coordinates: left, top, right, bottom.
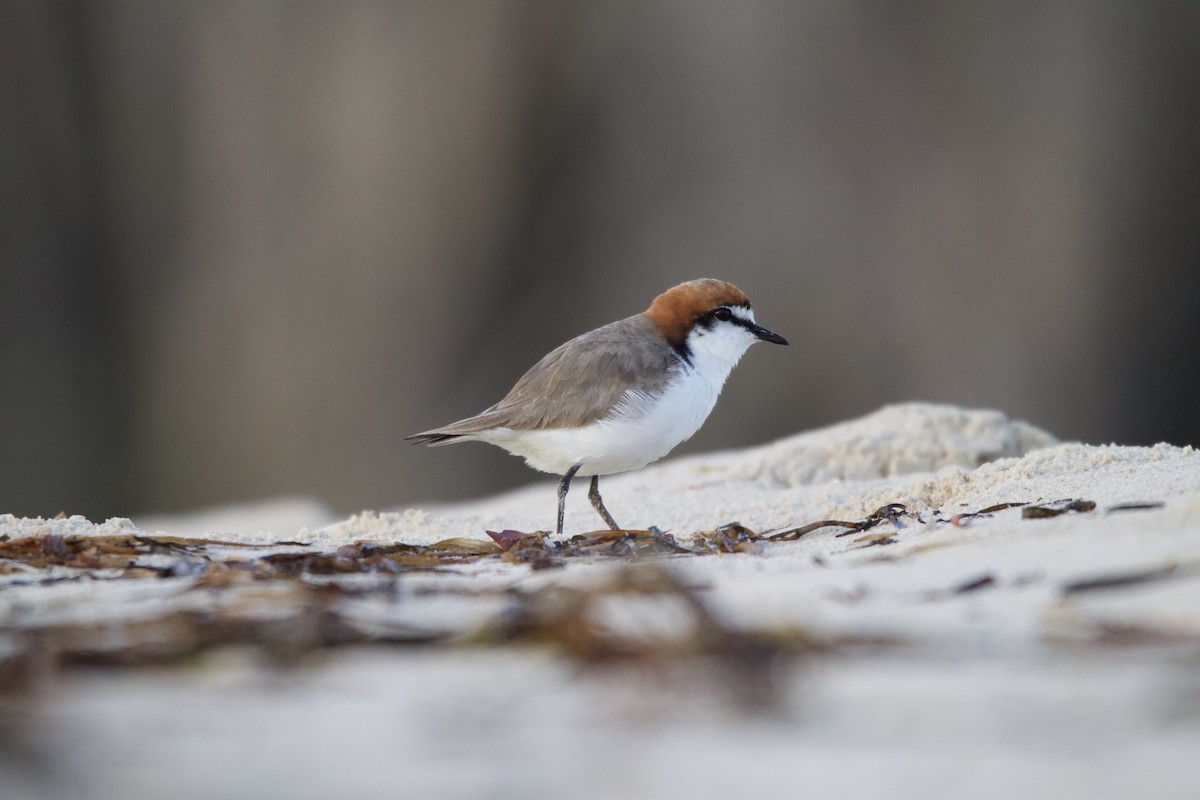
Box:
954, 574, 997, 594
1021, 499, 1097, 519
0, 495, 1143, 591
1060, 561, 1200, 596
767, 504, 908, 541
0, 493, 1159, 676
2, 582, 444, 671
1105, 501, 1165, 513
976, 502, 1029, 514
472, 565, 895, 709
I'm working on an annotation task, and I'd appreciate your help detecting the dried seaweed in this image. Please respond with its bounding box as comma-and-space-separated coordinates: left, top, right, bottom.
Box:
0, 534, 514, 582
954, 574, 996, 594
471, 565, 893, 709
848, 533, 898, 549
915, 572, 999, 601
1105, 501, 1165, 513
0, 492, 1158, 677
1021, 499, 1096, 519
0, 496, 1117, 588
976, 502, 1028, 514
3, 583, 446, 669
767, 504, 908, 541
0, 496, 1121, 592
485, 530, 527, 551
691, 522, 763, 555
1060, 562, 1200, 595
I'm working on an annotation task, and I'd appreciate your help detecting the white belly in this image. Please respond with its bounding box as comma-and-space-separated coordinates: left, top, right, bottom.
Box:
477, 369, 722, 476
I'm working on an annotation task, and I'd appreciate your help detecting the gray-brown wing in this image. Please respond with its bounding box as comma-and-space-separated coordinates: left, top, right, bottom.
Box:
410, 315, 679, 440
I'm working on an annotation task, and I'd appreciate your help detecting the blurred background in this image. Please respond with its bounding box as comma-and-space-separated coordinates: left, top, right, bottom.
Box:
2, 0, 1198, 521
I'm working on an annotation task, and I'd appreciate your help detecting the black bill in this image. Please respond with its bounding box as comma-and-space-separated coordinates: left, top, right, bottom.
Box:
750, 323, 788, 345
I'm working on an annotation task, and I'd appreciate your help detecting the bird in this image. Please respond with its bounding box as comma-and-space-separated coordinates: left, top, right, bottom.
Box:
407, 278, 788, 535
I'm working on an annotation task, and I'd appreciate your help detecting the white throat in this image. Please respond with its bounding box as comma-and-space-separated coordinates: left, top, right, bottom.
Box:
681, 307, 760, 389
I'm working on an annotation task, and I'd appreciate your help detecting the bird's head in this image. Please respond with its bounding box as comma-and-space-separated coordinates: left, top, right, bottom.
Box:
645, 278, 788, 372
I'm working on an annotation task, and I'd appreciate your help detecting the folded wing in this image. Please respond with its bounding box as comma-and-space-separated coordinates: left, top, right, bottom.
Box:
407, 314, 679, 444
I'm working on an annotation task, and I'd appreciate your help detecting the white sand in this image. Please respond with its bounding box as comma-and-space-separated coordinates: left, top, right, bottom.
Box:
3, 403, 1200, 800
323, 402, 1064, 543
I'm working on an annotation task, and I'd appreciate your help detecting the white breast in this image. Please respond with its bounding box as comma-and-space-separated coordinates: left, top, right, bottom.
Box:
479, 317, 758, 476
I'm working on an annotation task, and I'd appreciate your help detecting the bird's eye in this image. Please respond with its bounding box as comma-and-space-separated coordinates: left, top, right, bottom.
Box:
712, 307, 733, 322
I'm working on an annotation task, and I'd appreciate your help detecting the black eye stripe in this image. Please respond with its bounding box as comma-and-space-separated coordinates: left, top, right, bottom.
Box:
698, 306, 753, 330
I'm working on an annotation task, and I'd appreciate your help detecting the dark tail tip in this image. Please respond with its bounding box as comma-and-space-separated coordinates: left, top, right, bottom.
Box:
405, 432, 458, 446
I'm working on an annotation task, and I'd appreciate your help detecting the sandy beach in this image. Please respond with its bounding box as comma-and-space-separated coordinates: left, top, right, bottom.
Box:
2, 403, 1199, 799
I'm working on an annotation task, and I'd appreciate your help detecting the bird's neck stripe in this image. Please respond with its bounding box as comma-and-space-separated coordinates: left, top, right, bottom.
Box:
670, 340, 693, 367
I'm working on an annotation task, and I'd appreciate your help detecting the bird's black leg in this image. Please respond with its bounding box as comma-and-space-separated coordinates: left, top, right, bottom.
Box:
588, 475, 621, 531
557, 463, 582, 535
